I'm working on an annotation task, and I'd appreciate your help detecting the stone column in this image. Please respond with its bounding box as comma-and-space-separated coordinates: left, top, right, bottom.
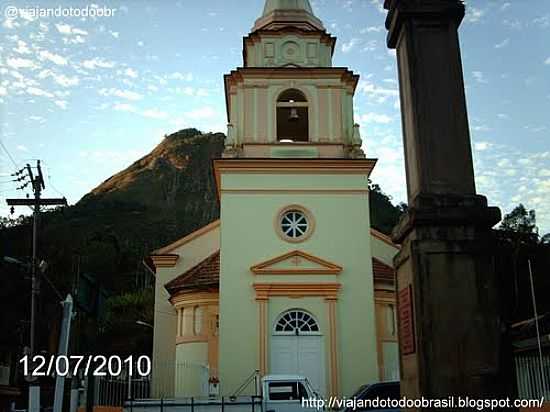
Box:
383, 0, 516, 408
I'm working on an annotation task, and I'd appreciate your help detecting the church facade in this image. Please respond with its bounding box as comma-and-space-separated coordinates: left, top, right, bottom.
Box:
149, 0, 399, 399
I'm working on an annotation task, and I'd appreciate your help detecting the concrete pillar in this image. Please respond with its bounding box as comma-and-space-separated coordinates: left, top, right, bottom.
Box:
383, 0, 516, 408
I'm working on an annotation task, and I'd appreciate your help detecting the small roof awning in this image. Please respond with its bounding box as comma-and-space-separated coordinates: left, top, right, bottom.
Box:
164, 251, 220, 296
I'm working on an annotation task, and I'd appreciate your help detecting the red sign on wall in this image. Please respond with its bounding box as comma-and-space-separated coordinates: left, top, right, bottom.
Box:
398, 285, 416, 355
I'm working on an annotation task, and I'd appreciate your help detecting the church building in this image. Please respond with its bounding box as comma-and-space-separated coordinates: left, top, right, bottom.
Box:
149, 0, 400, 399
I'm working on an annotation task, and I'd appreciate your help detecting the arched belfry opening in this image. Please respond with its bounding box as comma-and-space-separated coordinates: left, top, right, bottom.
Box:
276, 89, 309, 142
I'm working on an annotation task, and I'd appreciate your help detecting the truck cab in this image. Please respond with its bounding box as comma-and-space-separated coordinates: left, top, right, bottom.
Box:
261, 374, 320, 412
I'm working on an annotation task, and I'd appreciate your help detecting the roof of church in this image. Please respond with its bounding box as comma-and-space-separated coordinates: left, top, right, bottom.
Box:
164, 251, 220, 294
165, 251, 394, 296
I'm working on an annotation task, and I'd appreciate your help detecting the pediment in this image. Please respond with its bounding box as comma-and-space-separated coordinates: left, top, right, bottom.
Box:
250, 250, 342, 275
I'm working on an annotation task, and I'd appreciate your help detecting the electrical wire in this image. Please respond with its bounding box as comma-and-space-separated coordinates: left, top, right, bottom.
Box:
0, 138, 18, 168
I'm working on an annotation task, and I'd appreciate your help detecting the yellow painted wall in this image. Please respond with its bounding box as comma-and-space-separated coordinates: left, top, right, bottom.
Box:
370, 234, 399, 267
151, 224, 220, 397
218, 171, 378, 397
174, 342, 209, 397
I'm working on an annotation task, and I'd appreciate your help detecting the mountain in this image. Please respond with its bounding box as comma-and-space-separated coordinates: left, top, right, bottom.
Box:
0, 128, 403, 356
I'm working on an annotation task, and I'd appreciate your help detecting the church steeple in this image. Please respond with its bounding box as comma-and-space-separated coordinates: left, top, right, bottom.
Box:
223, 0, 364, 159
252, 0, 324, 32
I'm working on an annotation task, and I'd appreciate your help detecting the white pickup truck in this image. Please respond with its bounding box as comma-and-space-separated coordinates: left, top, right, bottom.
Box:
124, 374, 323, 412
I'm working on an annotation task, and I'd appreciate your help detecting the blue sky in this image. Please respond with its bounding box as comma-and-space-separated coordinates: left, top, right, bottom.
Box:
1, 0, 549, 234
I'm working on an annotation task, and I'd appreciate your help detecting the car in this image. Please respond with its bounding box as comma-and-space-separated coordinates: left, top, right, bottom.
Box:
342, 381, 401, 411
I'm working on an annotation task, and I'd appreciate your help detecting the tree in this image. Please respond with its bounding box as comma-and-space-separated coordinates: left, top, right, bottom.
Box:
368, 181, 405, 235
499, 204, 538, 238
496, 204, 550, 321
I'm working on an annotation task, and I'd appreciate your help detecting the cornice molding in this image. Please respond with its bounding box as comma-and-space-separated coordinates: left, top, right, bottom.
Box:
251, 250, 342, 275
253, 282, 341, 300
150, 254, 179, 268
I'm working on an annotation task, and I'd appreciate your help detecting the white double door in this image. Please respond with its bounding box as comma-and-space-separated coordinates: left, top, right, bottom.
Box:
270, 334, 325, 395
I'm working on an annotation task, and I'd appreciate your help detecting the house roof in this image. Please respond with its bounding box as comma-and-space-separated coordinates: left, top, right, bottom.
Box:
164, 251, 220, 295
372, 258, 395, 283
165, 251, 394, 296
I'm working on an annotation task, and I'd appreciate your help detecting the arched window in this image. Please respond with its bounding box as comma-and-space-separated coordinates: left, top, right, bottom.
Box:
194, 306, 203, 335
276, 89, 309, 142
274, 309, 320, 335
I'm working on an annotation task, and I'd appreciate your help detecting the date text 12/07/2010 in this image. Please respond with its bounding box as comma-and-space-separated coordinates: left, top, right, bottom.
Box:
19, 355, 151, 377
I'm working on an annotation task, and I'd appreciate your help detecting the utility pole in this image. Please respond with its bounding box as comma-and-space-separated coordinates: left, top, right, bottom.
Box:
6, 160, 67, 412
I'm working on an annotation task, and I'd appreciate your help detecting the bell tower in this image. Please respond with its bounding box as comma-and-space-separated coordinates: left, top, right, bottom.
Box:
215, 0, 379, 398
223, 0, 365, 158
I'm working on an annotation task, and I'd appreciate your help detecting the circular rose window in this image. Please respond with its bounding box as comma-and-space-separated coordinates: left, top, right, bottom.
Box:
276, 206, 314, 243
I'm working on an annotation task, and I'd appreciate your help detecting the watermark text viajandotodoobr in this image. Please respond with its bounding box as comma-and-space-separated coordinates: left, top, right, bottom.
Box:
4, 5, 116, 20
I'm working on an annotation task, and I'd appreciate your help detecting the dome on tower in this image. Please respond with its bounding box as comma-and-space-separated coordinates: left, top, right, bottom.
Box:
252, 0, 325, 32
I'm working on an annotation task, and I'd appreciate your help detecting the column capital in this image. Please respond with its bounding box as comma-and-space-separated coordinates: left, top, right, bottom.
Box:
384, 0, 465, 49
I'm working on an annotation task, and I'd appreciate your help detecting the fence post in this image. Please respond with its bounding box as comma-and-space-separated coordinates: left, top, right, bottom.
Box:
127, 364, 132, 401
160, 397, 164, 412
191, 397, 194, 412
221, 396, 224, 412
251, 396, 255, 412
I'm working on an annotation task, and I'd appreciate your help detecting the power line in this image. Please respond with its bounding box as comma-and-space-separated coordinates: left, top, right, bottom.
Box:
0, 138, 18, 168
41, 162, 67, 199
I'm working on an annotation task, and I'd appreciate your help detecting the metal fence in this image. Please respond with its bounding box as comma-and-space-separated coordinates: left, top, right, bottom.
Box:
515, 352, 550, 399
96, 368, 151, 406
151, 362, 221, 400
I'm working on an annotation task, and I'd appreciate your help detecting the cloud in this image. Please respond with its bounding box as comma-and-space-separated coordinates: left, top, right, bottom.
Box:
497, 113, 509, 119
341, 38, 359, 53
500, 2, 511, 11
362, 40, 378, 52
503, 18, 522, 30
533, 15, 550, 29
111, 103, 168, 120
6, 57, 36, 69
184, 106, 217, 120
55, 100, 68, 109
26, 87, 54, 98
55, 23, 72, 34
124, 68, 138, 78
357, 79, 398, 103
544, 57, 550, 65
81, 58, 116, 70
370, 0, 385, 14
55, 23, 88, 36
360, 26, 383, 34
3, 18, 20, 30
53, 74, 79, 87
38, 69, 79, 87
168, 72, 193, 81
38, 50, 68, 66
472, 125, 492, 132
99, 88, 143, 101
472, 71, 488, 84
113, 103, 137, 112
474, 142, 491, 151
14, 41, 32, 55
495, 39, 509, 49
465, 7, 485, 23
357, 112, 393, 124
142, 109, 168, 119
